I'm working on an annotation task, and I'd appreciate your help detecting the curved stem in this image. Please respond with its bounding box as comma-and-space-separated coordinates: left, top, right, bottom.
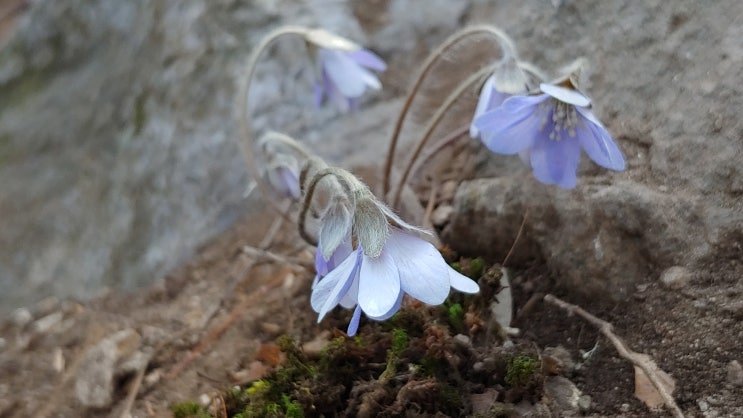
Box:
237, 25, 309, 214
381, 25, 518, 197
390, 65, 494, 207
298, 167, 356, 246
258, 130, 315, 161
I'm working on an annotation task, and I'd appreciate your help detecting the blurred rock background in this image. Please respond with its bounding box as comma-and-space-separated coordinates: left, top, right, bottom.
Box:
1, 0, 741, 313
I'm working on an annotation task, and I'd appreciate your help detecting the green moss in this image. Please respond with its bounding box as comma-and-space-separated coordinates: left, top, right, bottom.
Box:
170, 401, 212, 418
281, 394, 305, 418
390, 328, 409, 355
447, 303, 464, 332
505, 354, 539, 387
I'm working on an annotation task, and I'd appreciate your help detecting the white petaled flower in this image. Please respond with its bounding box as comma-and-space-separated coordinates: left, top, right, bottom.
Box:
311, 195, 479, 336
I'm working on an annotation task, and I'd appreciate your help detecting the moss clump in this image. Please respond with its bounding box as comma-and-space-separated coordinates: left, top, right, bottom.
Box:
505, 354, 539, 387
390, 328, 409, 355
446, 302, 465, 332
170, 401, 211, 418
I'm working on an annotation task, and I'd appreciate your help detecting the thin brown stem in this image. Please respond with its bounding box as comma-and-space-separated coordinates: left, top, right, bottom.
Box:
390, 65, 493, 206
237, 26, 309, 214
544, 294, 684, 418
381, 25, 518, 197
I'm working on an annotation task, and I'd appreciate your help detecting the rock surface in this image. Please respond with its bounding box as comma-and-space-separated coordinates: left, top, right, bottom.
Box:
443, 0, 743, 301
0, 0, 467, 313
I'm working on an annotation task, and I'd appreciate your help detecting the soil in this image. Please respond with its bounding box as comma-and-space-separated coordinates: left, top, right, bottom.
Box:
1, 201, 741, 417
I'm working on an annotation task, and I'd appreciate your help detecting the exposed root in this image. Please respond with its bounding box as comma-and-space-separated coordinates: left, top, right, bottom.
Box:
544, 294, 684, 418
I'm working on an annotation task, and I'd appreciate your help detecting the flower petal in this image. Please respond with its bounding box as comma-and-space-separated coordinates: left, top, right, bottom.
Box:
575, 107, 626, 171
530, 132, 581, 189
322, 49, 380, 97
474, 94, 550, 155
358, 250, 401, 317
449, 269, 480, 294
385, 229, 450, 305
540, 83, 590, 107
366, 291, 403, 321
346, 306, 362, 336
339, 272, 359, 309
347, 49, 387, 71
311, 249, 362, 320
470, 75, 496, 138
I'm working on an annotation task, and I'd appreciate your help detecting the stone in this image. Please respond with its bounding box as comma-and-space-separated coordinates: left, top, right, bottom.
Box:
660, 266, 692, 289
542, 346, 575, 375
74, 329, 142, 408
9, 307, 32, 328
727, 360, 743, 386
543, 376, 582, 415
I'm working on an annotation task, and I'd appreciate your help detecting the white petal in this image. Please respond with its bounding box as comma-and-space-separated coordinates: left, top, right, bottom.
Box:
311, 249, 361, 320
366, 291, 403, 321
385, 229, 450, 305
470, 75, 496, 138
339, 273, 359, 309
539, 83, 590, 107
449, 269, 480, 294
358, 250, 401, 317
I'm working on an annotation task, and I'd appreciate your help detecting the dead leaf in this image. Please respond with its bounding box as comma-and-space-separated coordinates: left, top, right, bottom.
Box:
231, 361, 270, 383
254, 343, 285, 366
633, 354, 676, 410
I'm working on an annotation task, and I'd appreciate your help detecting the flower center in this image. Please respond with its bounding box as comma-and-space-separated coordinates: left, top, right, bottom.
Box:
539, 100, 578, 141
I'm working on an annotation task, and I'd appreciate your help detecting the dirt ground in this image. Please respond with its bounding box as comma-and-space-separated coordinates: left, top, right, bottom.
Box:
1, 199, 741, 417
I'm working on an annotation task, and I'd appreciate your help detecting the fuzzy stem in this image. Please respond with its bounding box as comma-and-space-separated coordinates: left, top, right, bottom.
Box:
390, 65, 494, 206
298, 167, 356, 246
237, 25, 309, 213
381, 25, 518, 197
257, 130, 315, 161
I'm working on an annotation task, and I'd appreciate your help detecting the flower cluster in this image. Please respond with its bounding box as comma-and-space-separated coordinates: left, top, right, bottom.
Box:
472, 73, 625, 188
306, 168, 479, 336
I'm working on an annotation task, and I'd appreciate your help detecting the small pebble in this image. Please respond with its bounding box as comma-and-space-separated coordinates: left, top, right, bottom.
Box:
659, 266, 691, 289
10, 308, 32, 328
431, 205, 454, 227
578, 395, 592, 411
727, 360, 743, 386
698, 399, 709, 412
32, 312, 63, 333
453, 334, 470, 347
199, 393, 211, 407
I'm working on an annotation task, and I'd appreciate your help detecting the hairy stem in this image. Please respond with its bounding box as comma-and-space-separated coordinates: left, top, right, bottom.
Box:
298, 167, 355, 246
237, 25, 309, 213
381, 25, 518, 197
390, 65, 493, 206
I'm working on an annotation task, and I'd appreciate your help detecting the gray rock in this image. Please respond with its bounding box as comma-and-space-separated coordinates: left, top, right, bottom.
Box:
542, 376, 582, 416
74, 329, 141, 408
441, 0, 743, 301
660, 266, 692, 289
0, 0, 455, 314
727, 360, 743, 386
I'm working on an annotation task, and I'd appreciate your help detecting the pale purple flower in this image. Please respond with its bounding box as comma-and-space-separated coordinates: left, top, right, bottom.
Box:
470, 59, 529, 138
473, 82, 625, 189
314, 48, 387, 112
265, 163, 300, 200
311, 228, 479, 336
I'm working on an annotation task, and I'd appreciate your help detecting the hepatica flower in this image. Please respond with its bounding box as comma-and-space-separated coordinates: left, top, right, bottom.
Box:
313, 48, 387, 112
473, 82, 625, 188
310, 194, 479, 336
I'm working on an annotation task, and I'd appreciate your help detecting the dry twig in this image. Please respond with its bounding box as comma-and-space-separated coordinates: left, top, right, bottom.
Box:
544, 294, 684, 418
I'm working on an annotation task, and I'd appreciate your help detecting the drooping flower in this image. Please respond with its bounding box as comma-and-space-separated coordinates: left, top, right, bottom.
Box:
310, 193, 479, 336
265, 160, 301, 200
470, 58, 529, 138
313, 48, 387, 112
473, 81, 625, 188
